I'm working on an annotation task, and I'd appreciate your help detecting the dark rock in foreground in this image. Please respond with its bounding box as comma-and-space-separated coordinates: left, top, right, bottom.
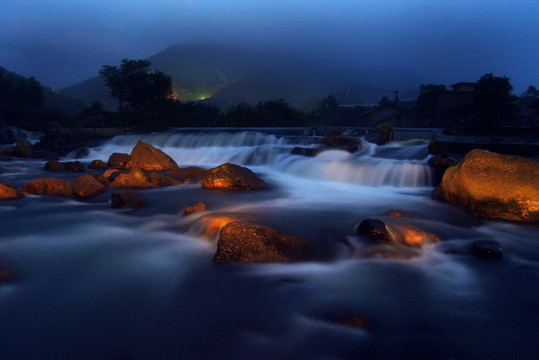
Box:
202, 163, 268, 190
356, 219, 392, 243
471, 240, 503, 259
213, 222, 315, 263
434, 149, 539, 222
356, 218, 438, 247
111, 191, 145, 209
64, 161, 85, 173
44, 160, 64, 172
428, 154, 458, 186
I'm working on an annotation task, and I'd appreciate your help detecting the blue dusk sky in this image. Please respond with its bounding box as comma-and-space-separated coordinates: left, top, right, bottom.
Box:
0, 0, 538, 92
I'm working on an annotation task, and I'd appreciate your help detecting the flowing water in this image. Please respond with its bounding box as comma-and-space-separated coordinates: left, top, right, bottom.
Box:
0, 128, 538, 360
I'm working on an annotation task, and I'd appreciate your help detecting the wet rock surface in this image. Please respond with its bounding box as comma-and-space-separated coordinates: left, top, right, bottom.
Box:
111, 191, 145, 209
125, 141, 179, 171
214, 222, 316, 263
435, 149, 539, 222
21, 178, 73, 197
202, 163, 268, 190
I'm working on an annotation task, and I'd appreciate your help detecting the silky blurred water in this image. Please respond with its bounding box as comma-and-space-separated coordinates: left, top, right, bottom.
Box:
0, 129, 537, 360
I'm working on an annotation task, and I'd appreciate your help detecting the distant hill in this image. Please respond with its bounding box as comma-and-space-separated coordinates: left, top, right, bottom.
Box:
60, 42, 424, 112
0, 66, 86, 115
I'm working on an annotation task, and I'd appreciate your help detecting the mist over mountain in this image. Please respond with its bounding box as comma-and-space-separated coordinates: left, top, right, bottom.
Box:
61, 42, 426, 111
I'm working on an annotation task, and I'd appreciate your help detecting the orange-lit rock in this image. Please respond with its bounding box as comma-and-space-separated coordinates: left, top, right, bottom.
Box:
103, 169, 120, 181
21, 178, 73, 196
72, 174, 107, 198
107, 152, 129, 169
202, 163, 268, 190
0, 182, 24, 200
214, 222, 315, 263
109, 172, 155, 189
183, 202, 206, 216
393, 224, 438, 247
435, 149, 539, 222
125, 141, 179, 171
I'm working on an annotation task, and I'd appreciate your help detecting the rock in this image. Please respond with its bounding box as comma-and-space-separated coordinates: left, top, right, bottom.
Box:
109, 167, 155, 189
35, 121, 69, 153
165, 166, 209, 182
86, 172, 110, 186
0, 120, 17, 145
0, 182, 24, 200
428, 154, 458, 186
356, 219, 392, 243
202, 163, 268, 190
44, 160, 65, 172
21, 178, 73, 196
471, 240, 503, 259
435, 149, 539, 222
107, 153, 129, 169
72, 174, 107, 198
111, 191, 145, 209
88, 159, 107, 169
356, 218, 438, 247
213, 222, 315, 263
183, 202, 206, 216
149, 172, 183, 187
125, 141, 179, 171
13, 137, 33, 157
103, 169, 120, 181
64, 161, 85, 173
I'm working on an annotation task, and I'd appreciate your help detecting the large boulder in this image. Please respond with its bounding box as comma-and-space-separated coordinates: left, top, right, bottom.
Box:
88, 159, 107, 169
202, 163, 268, 190
125, 141, 179, 171
21, 178, 73, 196
0, 183, 24, 200
72, 174, 107, 198
435, 149, 539, 222
213, 222, 315, 263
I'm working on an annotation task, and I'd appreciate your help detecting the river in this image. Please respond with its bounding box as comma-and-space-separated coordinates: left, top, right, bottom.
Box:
0, 128, 538, 359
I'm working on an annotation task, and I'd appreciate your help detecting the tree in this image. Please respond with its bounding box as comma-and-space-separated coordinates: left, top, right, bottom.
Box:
99, 59, 173, 112
474, 73, 517, 128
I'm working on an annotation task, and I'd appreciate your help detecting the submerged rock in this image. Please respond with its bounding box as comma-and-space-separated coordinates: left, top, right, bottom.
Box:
183, 202, 206, 216
202, 163, 268, 190
356, 219, 392, 243
356, 218, 438, 247
111, 191, 144, 209
21, 178, 73, 196
72, 174, 107, 198
44, 160, 65, 172
0, 182, 24, 200
435, 149, 539, 223
125, 141, 179, 171
107, 152, 129, 169
88, 159, 107, 169
471, 240, 503, 259
213, 222, 315, 263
